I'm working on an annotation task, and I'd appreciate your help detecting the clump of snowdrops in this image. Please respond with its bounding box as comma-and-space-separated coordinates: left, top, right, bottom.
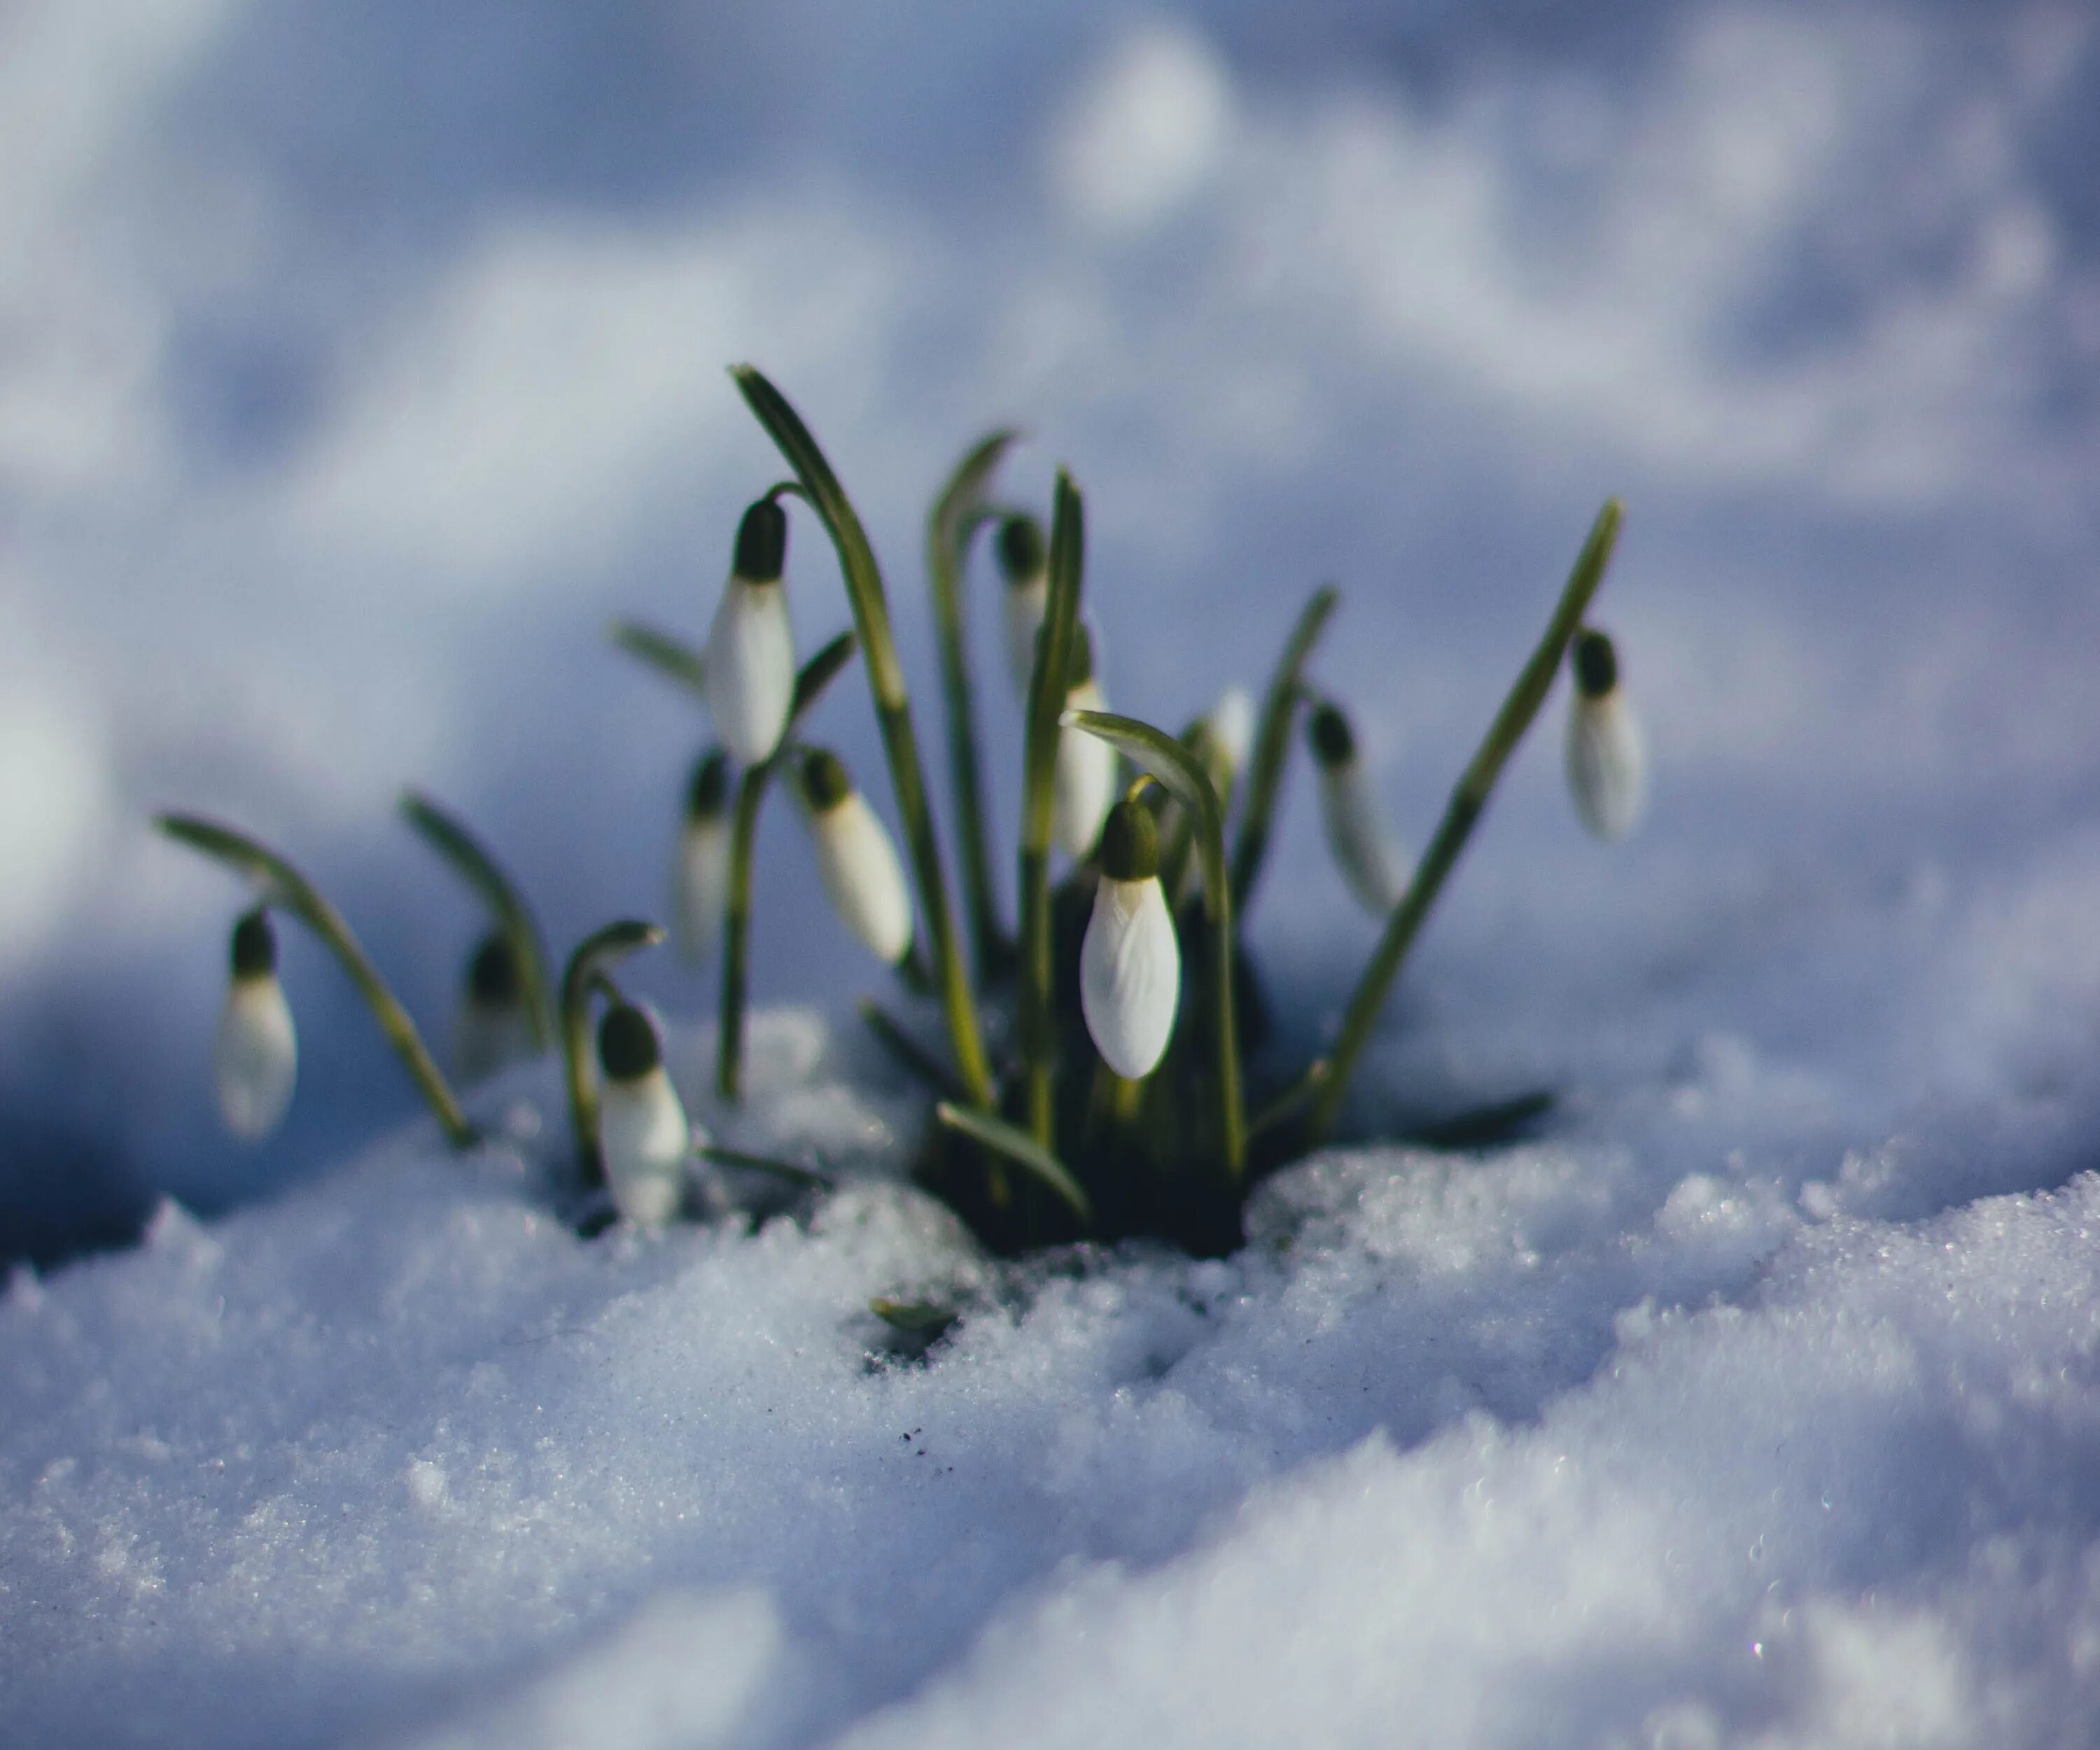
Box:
160, 367, 1644, 1256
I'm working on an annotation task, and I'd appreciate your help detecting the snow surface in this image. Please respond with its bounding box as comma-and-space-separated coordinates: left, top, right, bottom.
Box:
10, 0, 2100, 1743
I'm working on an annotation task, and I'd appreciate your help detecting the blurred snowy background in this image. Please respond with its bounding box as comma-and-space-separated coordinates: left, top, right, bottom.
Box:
5, 0, 2100, 1263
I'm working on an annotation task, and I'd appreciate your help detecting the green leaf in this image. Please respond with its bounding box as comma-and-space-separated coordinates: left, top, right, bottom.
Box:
697, 1145, 835, 1191
1017, 470, 1086, 1149
608, 620, 709, 700
928, 428, 1022, 983
934, 1100, 1093, 1226
399, 792, 556, 1049
1230, 584, 1339, 916
789, 628, 859, 727
870, 1298, 958, 1339
856, 997, 967, 1102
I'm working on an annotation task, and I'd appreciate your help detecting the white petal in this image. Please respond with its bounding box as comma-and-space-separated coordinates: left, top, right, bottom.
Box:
598, 1065, 692, 1226
809, 793, 914, 965
704, 578, 795, 764
1319, 762, 1411, 916
452, 998, 535, 1086
214, 975, 296, 1140
1054, 679, 1116, 858
1080, 875, 1181, 1078
673, 815, 731, 962
1566, 691, 1647, 841
1004, 573, 1049, 696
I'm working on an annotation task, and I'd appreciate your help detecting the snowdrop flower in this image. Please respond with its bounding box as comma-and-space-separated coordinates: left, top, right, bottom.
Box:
1054, 626, 1116, 859
1080, 797, 1181, 1079
796, 748, 914, 965
596, 1002, 692, 1226
704, 497, 794, 764
451, 932, 536, 1086
1565, 627, 1647, 841
214, 907, 295, 1140
998, 512, 1049, 696
1205, 685, 1254, 788
673, 749, 732, 962
1308, 701, 1411, 916
1186, 682, 1254, 810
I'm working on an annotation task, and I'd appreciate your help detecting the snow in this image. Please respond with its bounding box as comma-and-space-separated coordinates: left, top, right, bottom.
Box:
9, 0, 2100, 1742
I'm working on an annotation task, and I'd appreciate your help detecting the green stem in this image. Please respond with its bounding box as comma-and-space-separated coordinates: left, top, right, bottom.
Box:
398, 791, 556, 1049
732, 365, 994, 1109
1229, 584, 1340, 918
717, 760, 769, 1102
559, 919, 664, 1182
713, 631, 861, 1105
928, 429, 1021, 984
1304, 500, 1623, 1142
154, 814, 475, 1149
1018, 471, 1086, 1147
606, 621, 708, 701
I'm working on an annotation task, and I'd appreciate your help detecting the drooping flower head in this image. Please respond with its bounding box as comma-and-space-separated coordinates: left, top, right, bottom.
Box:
796, 747, 914, 966
214, 906, 296, 1140
704, 497, 795, 764
1080, 796, 1181, 1079
673, 748, 733, 962
1054, 624, 1116, 860
998, 512, 1050, 697
1565, 626, 1648, 841
595, 1002, 692, 1226
452, 930, 534, 1086
1307, 700, 1411, 916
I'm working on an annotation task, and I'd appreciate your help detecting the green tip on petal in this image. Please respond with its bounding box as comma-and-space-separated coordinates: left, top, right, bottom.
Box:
734, 497, 788, 582
1574, 627, 1618, 699
687, 749, 730, 820
230, 907, 276, 978
597, 1002, 662, 1080
799, 747, 853, 812
467, 931, 520, 1005
1308, 701, 1356, 770
1098, 798, 1161, 883
997, 513, 1045, 582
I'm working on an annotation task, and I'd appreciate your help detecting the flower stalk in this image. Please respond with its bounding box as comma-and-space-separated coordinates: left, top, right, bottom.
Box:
155, 813, 476, 1149
732, 365, 993, 1109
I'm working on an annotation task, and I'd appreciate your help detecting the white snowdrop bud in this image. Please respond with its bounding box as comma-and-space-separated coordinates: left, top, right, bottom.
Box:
673, 750, 732, 962
704, 498, 795, 764
797, 749, 914, 965
1080, 799, 1181, 1079
1565, 629, 1647, 841
1054, 628, 1116, 859
1206, 685, 1254, 785
214, 908, 296, 1140
998, 512, 1049, 696
451, 932, 536, 1086
596, 1004, 692, 1226
1308, 702, 1411, 916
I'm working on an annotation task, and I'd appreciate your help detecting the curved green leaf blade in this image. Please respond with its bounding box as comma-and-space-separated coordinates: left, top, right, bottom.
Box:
608, 621, 709, 700
934, 1100, 1093, 1226
1230, 584, 1339, 916
399, 791, 556, 1049
928, 428, 1022, 983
